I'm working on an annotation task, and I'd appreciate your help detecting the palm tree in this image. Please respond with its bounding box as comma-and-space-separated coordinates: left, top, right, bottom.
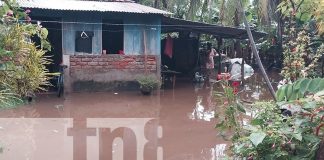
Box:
186, 0, 202, 21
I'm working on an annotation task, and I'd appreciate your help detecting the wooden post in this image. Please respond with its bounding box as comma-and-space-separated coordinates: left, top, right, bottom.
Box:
238, 0, 277, 101
247, 41, 251, 64
217, 37, 222, 74
241, 48, 245, 85
322, 56, 324, 78
143, 28, 148, 74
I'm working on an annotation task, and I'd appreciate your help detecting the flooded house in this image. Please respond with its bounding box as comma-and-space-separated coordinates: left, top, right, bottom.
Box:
16, 0, 170, 92
16, 0, 267, 92
160, 17, 267, 85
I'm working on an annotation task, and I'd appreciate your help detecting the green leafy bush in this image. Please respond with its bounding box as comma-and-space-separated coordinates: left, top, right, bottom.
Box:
0, 0, 54, 107
214, 80, 245, 141
233, 100, 323, 159
215, 79, 324, 159
281, 31, 323, 81
136, 75, 160, 91
276, 78, 324, 101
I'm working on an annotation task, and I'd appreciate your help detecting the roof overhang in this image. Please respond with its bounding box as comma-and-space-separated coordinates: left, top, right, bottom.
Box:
4, 0, 172, 15
162, 16, 267, 39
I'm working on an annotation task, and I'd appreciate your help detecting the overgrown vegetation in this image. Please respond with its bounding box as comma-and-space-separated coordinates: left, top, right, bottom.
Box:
0, 82, 22, 108
278, 0, 324, 81
211, 0, 324, 158
214, 80, 245, 141
281, 30, 324, 81
0, 0, 53, 108
215, 78, 324, 159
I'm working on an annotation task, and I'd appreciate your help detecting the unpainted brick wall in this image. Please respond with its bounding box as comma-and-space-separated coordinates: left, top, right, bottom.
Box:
69, 55, 157, 70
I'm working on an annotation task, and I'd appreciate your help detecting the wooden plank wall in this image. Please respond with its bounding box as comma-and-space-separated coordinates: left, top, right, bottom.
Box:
123, 15, 161, 56
62, 12, 102, 55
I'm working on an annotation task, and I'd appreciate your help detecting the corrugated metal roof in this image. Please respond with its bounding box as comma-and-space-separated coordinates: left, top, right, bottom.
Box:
15, 0, 171, 14
162, 17, 267, 39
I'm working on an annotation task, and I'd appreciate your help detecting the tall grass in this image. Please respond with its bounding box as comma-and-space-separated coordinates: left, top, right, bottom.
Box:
0, 84, 23, 109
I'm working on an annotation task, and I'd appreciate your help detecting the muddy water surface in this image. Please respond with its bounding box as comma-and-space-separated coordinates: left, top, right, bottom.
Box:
0, 72, 281, 160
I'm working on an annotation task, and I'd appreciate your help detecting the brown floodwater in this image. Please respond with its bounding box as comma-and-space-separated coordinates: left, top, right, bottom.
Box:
0, 71, 281, 160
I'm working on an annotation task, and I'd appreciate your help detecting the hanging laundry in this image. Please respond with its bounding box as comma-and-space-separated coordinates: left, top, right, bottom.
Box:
164, 34, 173, 58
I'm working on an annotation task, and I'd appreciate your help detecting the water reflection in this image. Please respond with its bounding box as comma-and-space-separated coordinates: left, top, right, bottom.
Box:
214, 144, 227, 160
200, 144, 227, 160
240, 70, 281, 102
189, 86, 215, 122
251, 85, 262, 100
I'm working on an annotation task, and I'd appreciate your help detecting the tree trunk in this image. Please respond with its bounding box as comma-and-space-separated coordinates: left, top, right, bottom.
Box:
154, 0, 160, 9
234, 9, 241, 59
219, 0, 225, 24
322, 56, 324, 78
143, 29, 147, 74
241, 48, 245, 85
200, 0, 208, 21
273, 0, 284, 67
217, 37, 223, 74
162, 0, 167, 8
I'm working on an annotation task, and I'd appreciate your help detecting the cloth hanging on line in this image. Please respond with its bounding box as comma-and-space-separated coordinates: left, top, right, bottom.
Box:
164, 34, 173, 58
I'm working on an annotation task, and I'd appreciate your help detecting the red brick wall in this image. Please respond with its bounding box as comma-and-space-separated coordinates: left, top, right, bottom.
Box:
70, 55, 157, 71
66, 55, 159, 91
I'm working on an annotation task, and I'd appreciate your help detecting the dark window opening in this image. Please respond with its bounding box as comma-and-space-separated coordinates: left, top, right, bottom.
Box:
102, 20, 124, 54
75, 31, 94, 53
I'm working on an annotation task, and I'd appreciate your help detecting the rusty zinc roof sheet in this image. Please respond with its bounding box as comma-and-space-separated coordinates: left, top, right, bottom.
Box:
15, 0, 171, 14
162, 16, 267, 39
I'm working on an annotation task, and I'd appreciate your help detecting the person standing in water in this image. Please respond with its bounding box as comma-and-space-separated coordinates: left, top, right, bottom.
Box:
205, 43, 216, 80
